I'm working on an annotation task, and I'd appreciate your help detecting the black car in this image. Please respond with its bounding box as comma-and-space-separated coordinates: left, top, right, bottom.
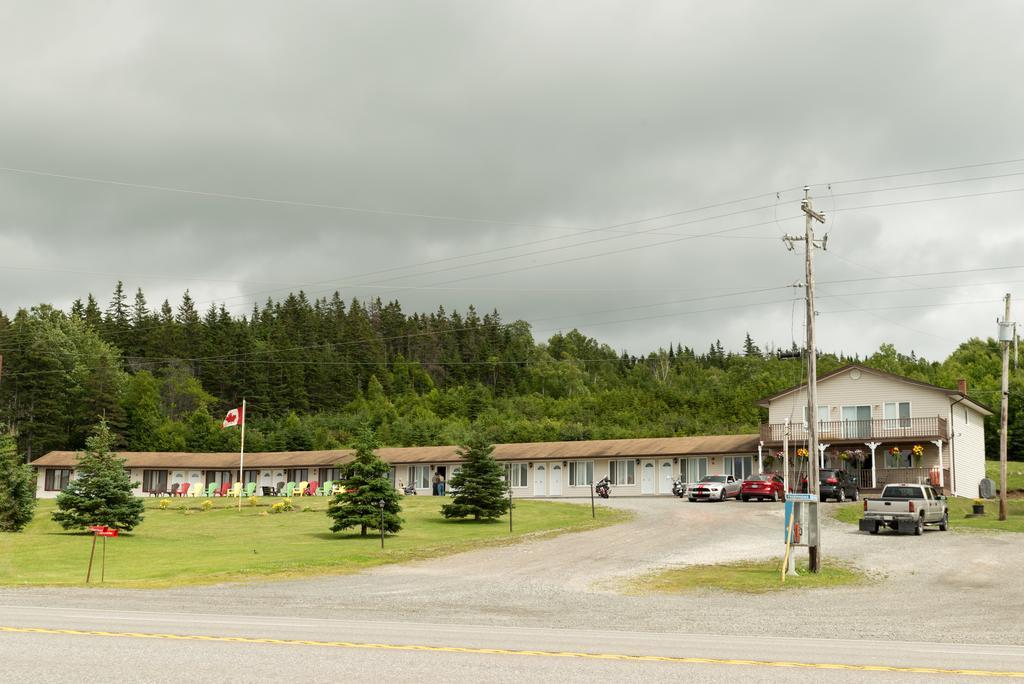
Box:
800, 469, 859, 502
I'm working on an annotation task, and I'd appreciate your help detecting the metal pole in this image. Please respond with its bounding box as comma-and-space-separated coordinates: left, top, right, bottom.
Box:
238, 398, 246, 512
1000, 294, 1011, 521
590, 483, 595, 518
378, 500, 385, 549
508, 486, 513, 533
102, 536, 106, 583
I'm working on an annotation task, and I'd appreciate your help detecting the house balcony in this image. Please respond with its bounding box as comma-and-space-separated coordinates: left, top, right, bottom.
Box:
759, 417, 948, 445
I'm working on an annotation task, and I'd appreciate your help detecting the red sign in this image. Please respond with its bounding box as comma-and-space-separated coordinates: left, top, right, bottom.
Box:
88, 525, 107, 533
97, 529, 119, 538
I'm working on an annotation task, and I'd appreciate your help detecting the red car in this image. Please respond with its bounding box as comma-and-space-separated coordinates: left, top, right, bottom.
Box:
740, 473, 785, 502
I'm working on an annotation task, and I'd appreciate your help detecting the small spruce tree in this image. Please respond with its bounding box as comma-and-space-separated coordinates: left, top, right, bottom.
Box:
0, 429, 36, 532
328, 428, 402, 536
52, 421, 145, 532
441, 434, 510, 521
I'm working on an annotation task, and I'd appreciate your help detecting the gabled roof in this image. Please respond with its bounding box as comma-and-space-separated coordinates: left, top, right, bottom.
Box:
31, 434, 760, 469
756, 364, 994, 416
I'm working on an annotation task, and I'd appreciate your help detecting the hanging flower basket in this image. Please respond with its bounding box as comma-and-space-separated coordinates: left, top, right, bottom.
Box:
796, 448, 808, 459
888, 446, 901, 468
911, 444, 925, 468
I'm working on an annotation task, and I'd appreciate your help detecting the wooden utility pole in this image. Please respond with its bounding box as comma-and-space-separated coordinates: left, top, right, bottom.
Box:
784, 187, 826, 572
999, 293, 1012, 521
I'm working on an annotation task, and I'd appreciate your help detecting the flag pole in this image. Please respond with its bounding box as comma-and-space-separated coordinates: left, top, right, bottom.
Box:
238, 398, 246, 511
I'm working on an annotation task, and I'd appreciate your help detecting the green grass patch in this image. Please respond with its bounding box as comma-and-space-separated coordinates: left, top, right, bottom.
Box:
986, 460, 1024, 493
834, 496, 1024, 532
625, 559, 865, 595
0, 497, 631, 588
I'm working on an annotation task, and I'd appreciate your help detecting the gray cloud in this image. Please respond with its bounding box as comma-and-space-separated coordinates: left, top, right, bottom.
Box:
1, 1, 1023, 361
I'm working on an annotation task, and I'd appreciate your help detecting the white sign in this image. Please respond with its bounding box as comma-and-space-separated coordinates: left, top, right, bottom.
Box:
786, 492, 817, 502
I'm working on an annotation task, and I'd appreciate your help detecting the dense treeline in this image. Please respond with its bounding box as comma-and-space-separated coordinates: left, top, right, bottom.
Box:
0, 282, 1021, 460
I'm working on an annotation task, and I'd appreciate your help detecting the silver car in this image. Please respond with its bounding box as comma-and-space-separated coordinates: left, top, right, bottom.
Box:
687, 474, 742, 502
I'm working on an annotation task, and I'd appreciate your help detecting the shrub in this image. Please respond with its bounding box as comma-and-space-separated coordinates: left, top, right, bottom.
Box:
201, 500, 214, 511
247, 495, 258, 507
281, 497, 294, 511
270, 502, 285, 514
158, 498, 171, 509
0, 429, 36, 532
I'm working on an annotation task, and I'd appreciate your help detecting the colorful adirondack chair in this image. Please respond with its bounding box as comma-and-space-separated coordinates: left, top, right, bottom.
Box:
244, 482, 257, 497
306, 481, 318, 497
179, 482, 191, 497
225, 482, 242, 498
169, 483, 180, 497
205, 482, 218, 497
283, 482, 296, 497
294, 481, 309, 497
318, 480, 333, 496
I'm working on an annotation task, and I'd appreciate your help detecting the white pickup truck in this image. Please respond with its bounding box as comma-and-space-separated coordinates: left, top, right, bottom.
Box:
859, 483, 949, 535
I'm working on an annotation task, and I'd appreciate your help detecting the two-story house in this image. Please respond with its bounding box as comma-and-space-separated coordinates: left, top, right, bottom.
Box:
757, 364, 992, 498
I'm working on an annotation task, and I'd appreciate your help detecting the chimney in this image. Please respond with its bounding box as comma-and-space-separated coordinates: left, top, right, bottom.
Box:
957, 378, 967, 396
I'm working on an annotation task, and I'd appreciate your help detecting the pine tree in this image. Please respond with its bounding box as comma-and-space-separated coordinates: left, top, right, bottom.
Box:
327, 428, 402, 536
441, 434, 510, 521
0, 429, 36, 532
52, 421, 145, 532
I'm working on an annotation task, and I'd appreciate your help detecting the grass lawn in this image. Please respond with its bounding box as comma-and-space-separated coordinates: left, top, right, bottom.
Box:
624, 559, 865, 595
985, 460, 1024, 493
833, 496, 1024, 533
0, 497, 630, 588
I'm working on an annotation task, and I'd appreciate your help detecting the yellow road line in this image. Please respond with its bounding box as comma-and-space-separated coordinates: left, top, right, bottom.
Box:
1, 625, 1022, 677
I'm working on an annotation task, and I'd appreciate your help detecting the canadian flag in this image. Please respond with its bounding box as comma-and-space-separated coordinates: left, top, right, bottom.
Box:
222, 406, 244, 429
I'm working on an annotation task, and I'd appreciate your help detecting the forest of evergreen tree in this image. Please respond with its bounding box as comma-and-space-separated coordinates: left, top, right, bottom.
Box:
0, 281, 1021, 461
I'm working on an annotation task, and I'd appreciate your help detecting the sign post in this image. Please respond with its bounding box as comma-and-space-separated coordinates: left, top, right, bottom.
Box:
85, 526, 118, 583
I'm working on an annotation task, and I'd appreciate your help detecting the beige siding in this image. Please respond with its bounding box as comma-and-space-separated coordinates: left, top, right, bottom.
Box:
768, 368, 949, 424
951, 403, 987, 498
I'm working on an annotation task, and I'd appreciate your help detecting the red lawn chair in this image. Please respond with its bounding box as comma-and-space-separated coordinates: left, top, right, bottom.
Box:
179, 482, 191, 497
306, 481, 319, 497
217, 482, 231, 497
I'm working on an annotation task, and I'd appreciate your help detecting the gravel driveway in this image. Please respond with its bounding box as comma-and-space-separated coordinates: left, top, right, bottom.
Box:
2, 498, 1022, 645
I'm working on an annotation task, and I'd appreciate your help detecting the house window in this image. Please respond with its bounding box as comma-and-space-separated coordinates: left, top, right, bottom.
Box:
243, 470, 260, 485
802, 405, 829, 428
408, 465, 430, 489
142, 470, 168, 493
725, 456, 754, 481
321, 468, 343, 483
568, 461, 593, 487
884, 401, 911, 428
44, 468, 72, 491
503, 463, 528, 488
608, 460, 635, 485
205, 471, 234, 487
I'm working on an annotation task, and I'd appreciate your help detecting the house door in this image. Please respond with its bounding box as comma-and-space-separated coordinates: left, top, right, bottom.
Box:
549, 464, 563, 495
641, 461, 656, 494
534, 464, 547, 496
842, 405, 871, 438
659, 460, 674, 494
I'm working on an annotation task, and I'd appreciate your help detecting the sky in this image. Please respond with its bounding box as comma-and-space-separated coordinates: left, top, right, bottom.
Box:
1, 1, 1023, 362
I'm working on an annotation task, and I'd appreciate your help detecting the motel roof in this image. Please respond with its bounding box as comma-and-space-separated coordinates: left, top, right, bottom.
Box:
32, 433, 760, 469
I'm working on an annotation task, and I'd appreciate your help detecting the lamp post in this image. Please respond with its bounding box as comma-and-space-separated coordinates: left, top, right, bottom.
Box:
377, 499, 385, 549
508, 484, 513, 534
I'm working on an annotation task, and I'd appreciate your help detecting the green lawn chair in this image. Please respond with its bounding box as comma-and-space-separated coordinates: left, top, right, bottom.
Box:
205, 482, 218, 497
244, 482, 257, 497
318, 480, 333, 496
283, 481, 296, 497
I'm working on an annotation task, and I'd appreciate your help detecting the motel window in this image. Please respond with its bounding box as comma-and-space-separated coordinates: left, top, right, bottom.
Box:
884, 402, 911, 428
142, 470, 168, 493
44, 468, 72, 491
243, 470, 260, 485
568, 461, 593, 487
725, 456, 754, 481
321, 468, 343, 483
608, 460, 635, 486
408, 466, 430, 489
503, 463, 528, 488
205, 471, 234, 487
286, 469, 309, 484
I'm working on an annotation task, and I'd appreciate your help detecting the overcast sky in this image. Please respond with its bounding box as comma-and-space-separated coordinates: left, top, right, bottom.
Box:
2, 1, 1023, 362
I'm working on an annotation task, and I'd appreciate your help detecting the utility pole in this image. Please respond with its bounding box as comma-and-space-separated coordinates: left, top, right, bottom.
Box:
783, 187, 826, 572
999, 293, 1013, 521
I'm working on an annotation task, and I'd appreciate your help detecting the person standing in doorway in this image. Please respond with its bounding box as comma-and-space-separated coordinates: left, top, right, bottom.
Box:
438, 473, 446, 497
432, 472, 441, 496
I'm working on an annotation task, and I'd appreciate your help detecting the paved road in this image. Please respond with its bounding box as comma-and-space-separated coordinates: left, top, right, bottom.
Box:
2, 604, 1023, 682
4, 498, 1024, 680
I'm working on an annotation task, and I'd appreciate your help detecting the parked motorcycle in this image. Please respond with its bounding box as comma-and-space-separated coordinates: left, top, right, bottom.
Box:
671, 478, 687, 498
595, 476, 611, 499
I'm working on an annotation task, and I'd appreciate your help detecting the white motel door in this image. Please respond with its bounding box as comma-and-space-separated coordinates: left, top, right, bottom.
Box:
659, 460, 674, 494
534, 464, 547, 496
641, 461, 656, 494
549, 464, 563, 495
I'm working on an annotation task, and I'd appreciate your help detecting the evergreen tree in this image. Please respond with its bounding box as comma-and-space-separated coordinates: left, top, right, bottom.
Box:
52, 421, 144, 531
441, 434, 510, 521
327, 428, 402, 536
0, 429, 36, 532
